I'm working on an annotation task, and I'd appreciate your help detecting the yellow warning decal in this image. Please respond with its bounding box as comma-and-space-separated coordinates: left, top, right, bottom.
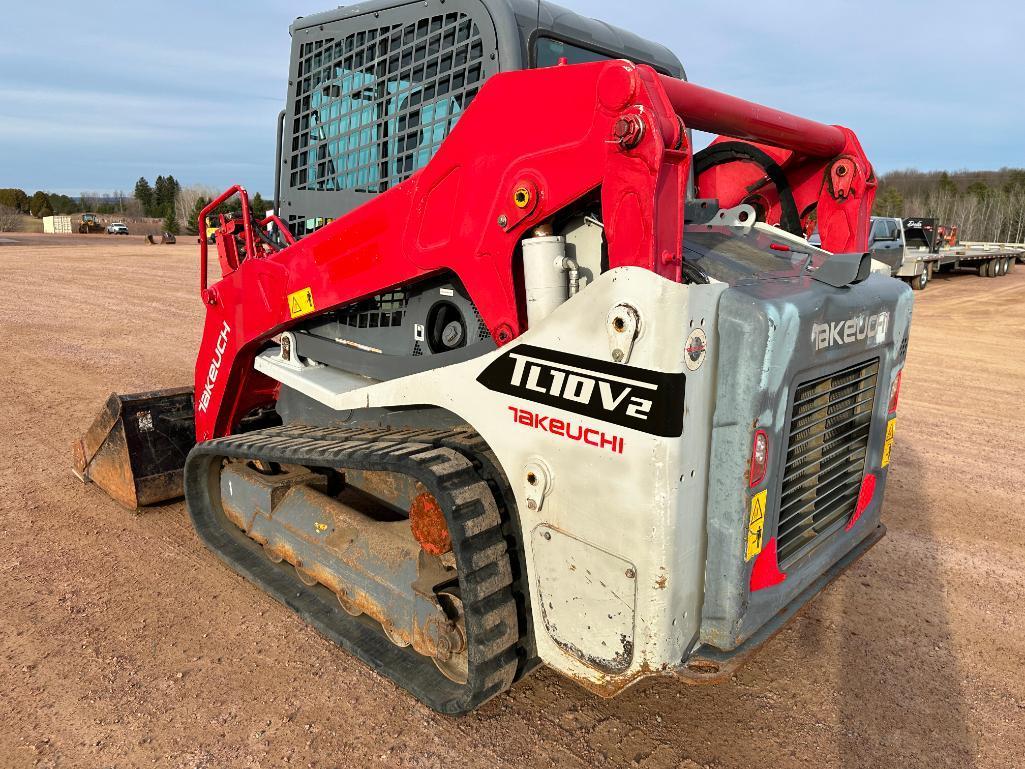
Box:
881, 418, 896, 468
746, 489, 768, 562
288, 287, 315, 319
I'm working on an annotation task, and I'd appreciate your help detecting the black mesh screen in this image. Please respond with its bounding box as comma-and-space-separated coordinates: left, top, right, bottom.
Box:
289, 12, 486, 199
336, 290, 408, 329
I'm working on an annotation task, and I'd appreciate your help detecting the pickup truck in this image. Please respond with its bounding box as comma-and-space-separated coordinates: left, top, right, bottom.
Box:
868, 216, 935, 290
869, 216, 1022, 289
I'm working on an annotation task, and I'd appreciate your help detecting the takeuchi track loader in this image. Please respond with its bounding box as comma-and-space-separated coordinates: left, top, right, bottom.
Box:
73, 0, 913, 714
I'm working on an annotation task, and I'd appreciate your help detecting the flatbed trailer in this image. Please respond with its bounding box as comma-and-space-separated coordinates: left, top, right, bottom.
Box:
959, 242, 1025, 265
932, 243, 1023, 279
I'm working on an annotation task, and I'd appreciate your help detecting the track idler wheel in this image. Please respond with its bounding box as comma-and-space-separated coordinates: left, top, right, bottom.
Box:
433, 589, 469, 684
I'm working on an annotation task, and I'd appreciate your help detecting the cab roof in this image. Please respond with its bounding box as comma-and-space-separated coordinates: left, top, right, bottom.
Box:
292, 0, 685, 78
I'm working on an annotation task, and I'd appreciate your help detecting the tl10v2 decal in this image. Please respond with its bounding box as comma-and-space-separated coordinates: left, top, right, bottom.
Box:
476, 344, 686, 437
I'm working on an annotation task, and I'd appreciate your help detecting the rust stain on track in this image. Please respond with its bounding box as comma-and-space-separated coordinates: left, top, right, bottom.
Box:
0, 240, 1023, 768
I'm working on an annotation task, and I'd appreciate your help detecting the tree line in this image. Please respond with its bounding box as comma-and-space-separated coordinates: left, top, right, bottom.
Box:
873, 168, 1025, 243
0, 179, 269, 236
0, 188, 80, 218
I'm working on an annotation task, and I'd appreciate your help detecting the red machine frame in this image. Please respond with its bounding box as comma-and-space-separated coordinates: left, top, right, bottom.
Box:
192, 61, 877, 442
199, 185, 296, 289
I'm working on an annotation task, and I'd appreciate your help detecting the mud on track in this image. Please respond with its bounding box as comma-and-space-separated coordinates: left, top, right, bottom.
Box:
1, 237, 1023, 768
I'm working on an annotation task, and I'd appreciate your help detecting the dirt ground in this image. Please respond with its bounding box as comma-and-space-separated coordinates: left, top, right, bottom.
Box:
1, 233, 1023, 769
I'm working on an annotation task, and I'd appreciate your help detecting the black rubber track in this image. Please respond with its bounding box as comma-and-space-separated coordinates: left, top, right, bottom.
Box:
184, 424, 525, 714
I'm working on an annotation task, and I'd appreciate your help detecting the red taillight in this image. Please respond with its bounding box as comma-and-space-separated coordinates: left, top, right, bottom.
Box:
846, 473, 876, 530
888, 370, 902, 413
749, 429, 768, 487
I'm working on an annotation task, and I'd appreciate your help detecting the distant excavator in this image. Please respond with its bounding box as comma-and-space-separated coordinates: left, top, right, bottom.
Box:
77, 213, 104, 234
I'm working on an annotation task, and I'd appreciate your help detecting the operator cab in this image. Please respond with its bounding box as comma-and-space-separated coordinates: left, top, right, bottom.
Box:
278, 0, 684, 236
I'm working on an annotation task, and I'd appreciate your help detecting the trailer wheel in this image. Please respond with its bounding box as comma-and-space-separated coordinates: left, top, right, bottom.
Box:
911, 270, 928, 291
1001, 257, 1010, 275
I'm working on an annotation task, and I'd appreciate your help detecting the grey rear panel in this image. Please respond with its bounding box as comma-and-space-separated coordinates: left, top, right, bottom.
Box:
279, 0, 684, 233
701, 273, 913, 651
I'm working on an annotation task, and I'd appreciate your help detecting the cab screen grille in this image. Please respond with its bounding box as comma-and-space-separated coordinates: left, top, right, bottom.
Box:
290, 12, 486, 195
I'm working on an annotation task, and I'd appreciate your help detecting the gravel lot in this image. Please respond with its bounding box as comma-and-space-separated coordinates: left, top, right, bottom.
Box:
1, 234, 1022, 768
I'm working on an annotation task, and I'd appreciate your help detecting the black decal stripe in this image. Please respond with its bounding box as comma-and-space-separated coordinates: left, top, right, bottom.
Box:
477, 344, 685, 438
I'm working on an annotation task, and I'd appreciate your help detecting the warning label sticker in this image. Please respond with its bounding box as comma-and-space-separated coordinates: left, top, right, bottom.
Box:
288, 287, 315, 319
881, 418, 896, 467
746, 489, 768, 562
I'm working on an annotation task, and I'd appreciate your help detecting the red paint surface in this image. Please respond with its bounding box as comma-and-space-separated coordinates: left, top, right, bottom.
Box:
189, 61, 877, 441
846, 473, 877, 531
750, 537, 787, 592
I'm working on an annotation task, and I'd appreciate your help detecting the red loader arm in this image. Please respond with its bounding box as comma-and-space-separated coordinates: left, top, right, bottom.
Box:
192, 60, 876, 442
674, 77, 877, 251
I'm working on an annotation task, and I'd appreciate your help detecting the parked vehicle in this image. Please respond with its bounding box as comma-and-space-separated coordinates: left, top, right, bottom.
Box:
77, 213, 104, 234
869, 216, 1022, 289
106, 222, 129, 235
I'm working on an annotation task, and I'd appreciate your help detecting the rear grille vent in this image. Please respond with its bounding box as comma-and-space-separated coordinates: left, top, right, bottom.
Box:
776, 359, 880, 566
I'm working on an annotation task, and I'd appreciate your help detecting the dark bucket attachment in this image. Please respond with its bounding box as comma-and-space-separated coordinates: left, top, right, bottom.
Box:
72, 388, 196, 509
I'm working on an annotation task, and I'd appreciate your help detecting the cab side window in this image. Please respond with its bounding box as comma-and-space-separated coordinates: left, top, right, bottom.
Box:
534, 37, 611, 67
870, 220, 891, 242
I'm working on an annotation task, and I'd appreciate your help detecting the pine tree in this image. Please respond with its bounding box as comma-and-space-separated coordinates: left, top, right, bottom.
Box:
153, 175, 168, 216
966, 181, 989, 201
186, 196, 209, 236
251, 192, 268, 216
162, 208, 180, 235
0, 189, 29, 213
166, 175, 181, 201
29, 191, 53, 218
134, 177, 154, 216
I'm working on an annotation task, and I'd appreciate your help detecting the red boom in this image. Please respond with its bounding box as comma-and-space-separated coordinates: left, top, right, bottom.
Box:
657, 76, 847, 158
191, 61, 876, 442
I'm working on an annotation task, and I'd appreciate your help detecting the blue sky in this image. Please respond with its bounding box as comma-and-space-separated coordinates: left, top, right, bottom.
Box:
1, 0, 1022, 196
